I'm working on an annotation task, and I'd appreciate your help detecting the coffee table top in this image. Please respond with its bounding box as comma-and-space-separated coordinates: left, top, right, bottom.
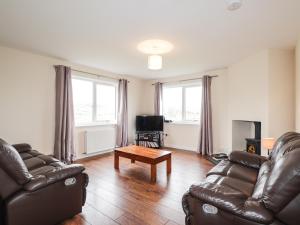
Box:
115, 145, 171, 159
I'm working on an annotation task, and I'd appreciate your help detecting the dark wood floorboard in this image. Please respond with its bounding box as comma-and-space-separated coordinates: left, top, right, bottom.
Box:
61, 149, 213, 225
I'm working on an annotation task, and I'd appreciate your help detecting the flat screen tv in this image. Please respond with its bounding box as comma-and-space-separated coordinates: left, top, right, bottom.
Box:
136, 115, 164, 132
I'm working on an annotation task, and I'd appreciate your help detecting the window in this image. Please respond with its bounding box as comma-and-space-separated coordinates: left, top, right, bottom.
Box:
163, 87, 182, 121
72, 75, 117, 126
163, 83, 202, 122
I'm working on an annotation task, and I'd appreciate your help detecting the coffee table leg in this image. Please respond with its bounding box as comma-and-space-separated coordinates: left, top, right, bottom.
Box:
167, 155, 171, 174
151, 164, 157, 183
131, 159, 135, 163
114, 152, 119, 170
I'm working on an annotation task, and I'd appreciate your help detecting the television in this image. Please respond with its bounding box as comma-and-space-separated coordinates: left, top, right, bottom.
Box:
136, 115, 164, 132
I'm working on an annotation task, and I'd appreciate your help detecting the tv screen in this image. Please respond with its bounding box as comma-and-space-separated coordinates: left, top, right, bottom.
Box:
136, 115, 164, 132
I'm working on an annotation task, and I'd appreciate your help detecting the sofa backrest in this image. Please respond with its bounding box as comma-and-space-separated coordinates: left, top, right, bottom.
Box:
262, 132, 300, 215
0, 139, 32, 199
269, 132, 300, 162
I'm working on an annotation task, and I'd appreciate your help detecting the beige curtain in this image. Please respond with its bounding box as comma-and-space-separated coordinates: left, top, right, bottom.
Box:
154, 82, 163, 115
198, 76, 213, 155
116, 79, 128, 147
54, 65, 75, 163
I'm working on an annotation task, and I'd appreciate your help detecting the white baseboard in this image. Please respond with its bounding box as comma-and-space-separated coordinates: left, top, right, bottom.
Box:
164, 144, 197, 152
77, 149, 114, 159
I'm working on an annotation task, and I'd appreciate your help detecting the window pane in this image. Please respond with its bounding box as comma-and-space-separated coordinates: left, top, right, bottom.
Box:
163, 87, 182, 121
96, 84, 116, 121
185, 86, 202, 121
72, 79, 93, 125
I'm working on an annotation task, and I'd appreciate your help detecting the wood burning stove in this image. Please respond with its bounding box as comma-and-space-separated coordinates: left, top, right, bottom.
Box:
245, 122, 261, 155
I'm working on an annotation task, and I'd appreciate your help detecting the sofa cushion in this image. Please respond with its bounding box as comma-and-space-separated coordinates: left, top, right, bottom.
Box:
263, 145, 300, 213
206, 174, 255, 197
207, 160, 232, 177
0, 143, 32, 185
29, 166, 57, 176
12, 143, 32, 153
24, 157, 46, 170
270, 132, 300, 162
227, 164, 258, 184
207, 160, 258, 184
37, 155, 59, 164
252, 161, 272, 199
229, 151, 267, 169
217, 176, 255, 197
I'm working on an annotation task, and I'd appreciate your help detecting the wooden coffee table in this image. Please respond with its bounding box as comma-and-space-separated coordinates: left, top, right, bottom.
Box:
114, 145, 172, 183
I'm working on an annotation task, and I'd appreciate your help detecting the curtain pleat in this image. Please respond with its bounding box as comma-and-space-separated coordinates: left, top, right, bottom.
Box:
154, 82, 163, 115
54, 65, 75, 163
116, 79, 129, 147
198, 76, 213, 155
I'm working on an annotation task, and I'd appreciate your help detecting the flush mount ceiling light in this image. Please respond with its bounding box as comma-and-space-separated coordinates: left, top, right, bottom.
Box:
137, 39, 173, 55
137, 39, 173, 70
226, 0, 243, 11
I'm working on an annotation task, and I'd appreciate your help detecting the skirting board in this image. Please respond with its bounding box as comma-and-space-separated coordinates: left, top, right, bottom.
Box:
77, 149, 114, 160
164, 144, 197, 152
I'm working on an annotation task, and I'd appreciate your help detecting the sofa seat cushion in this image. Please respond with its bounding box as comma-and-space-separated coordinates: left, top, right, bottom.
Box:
37, 155, 59, 164
24, 157, 46, 170
206, 174, 255, 197
252, 161, 272, 199
19, 149, 62, 176
227, 164, 258, 184
207, 160, 259, 184
29, 161, 66, 176
19, 150, 42, 160
217, 177, 255, 197
207, 160, 232, 177
29, 165, 57, 176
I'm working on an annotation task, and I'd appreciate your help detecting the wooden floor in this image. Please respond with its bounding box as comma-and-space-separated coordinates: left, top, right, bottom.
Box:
62, 149, 213, 225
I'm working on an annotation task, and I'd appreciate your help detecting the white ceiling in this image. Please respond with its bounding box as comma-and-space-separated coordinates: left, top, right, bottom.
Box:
0, 0, 300, 79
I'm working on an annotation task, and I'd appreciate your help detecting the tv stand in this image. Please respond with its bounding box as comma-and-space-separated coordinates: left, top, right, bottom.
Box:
136, 131, 163, 148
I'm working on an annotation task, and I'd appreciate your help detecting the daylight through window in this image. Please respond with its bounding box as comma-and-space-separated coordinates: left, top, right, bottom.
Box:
72, 74, 117, 126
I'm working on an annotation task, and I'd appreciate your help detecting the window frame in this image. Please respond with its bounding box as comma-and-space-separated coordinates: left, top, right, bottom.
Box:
72, 74, 118, 127
162, 81, 202, 124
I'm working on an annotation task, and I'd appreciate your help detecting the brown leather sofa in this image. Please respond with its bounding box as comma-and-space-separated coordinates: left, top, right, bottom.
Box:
182, 132, 300, 225
0, 138, 89, 225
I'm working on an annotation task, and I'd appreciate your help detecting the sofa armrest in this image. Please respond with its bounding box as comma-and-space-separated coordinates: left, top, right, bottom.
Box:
229, 151, 267, 169
24, 164, 85, 191
12, 143, 32, 153
188, 182, 273, 224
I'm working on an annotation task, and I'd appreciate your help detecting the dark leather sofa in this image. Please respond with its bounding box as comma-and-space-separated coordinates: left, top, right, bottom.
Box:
0, 138, 88, 225
182, 132, 300, 225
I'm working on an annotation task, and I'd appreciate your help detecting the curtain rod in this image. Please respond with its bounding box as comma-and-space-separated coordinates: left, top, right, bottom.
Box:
71, 68, 129, 82
151, 75, 218, 85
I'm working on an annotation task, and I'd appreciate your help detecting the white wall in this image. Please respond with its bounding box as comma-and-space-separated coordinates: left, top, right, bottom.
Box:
268, 49, 295, 138
227, 49, 295, 155
0, 46, 144, 157
296, 39, 300, 131
227, 50, 269, 153
140, 69, 230, 153
0, 47, 56, 155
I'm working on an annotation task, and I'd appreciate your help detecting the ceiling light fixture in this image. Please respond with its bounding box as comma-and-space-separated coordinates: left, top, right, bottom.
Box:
148, 55, 162, 70
226, 0, 243, 11
137, 39, 173, 70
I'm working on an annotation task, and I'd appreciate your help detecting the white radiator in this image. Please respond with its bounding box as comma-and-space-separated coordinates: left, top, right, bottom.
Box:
84, 127, 116, 154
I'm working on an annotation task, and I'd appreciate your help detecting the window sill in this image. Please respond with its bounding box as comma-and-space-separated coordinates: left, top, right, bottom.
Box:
75, 122, 117, 128
165, 121, 200, 126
